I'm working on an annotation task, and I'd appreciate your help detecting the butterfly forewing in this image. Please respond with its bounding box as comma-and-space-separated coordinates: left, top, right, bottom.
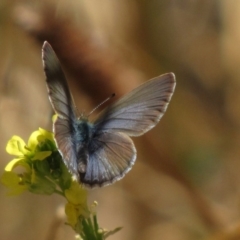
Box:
94, 73, 176, 136
82, 132, 136, 188
42, 42, 76, 120
42, 42, 79, 177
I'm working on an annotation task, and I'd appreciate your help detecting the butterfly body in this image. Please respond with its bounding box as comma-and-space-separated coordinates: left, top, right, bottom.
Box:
73, 118, 94, 173
42, 41, 176, 188
74, 118, 94, 145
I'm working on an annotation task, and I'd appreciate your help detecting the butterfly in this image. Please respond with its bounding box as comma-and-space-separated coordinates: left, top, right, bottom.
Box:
42, 41, 176, 188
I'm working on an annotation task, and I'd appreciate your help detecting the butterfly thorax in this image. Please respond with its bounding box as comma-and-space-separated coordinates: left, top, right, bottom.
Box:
74, 119, 94, 174
74, 119, 94, 142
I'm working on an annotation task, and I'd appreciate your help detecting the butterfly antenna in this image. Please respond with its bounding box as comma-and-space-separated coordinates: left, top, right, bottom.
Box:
88, 93, 115, 117
74, 105, 80, 116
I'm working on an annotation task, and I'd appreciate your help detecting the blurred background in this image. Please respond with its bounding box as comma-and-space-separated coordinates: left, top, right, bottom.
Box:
1, 0, 240, 239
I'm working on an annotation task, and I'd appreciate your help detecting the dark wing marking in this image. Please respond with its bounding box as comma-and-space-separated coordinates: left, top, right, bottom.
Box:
42, 41, 76, 120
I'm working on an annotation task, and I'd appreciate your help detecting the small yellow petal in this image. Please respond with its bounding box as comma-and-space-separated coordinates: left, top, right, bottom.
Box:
1, 171, 19, 185
6, 136, 27, 156
65, 181, 87, 205
76, 205, 89, 218
65, 202, 78, 227
1, 171, 27, 196
5, 158, 31, 172
8, 185, 28, 196
39, 128, 54, 141
28, 130, 41, 150
5, 158, 23, 171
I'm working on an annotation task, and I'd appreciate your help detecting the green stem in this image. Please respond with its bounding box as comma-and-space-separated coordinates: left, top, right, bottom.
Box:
54, 189, 64, 196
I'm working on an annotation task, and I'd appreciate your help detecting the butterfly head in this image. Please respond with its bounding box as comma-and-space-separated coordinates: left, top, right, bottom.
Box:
78, 111, 89, 121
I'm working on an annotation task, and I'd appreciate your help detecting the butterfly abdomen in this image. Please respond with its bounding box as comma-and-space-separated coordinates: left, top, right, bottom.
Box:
74, 120, 94, 175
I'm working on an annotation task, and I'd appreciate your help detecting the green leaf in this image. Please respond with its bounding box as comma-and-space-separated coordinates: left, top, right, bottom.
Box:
29, 170, 56, 195
32, 151, 52, 161
34, 159, 50, 175
59, 160, 72, 189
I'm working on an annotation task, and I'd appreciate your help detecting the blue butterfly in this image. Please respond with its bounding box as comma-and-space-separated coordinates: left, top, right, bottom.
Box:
42, 41, 176, 188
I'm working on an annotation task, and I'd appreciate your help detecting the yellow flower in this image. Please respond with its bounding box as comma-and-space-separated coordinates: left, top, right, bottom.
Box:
65, 181, 87, 205
64, 181, 89, 230
5, 128, 53, 171
1, 128, 60, 195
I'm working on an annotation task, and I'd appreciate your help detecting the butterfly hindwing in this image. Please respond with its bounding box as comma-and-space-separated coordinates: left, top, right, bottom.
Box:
54, 117, 79, 178
80, 132, 136, 187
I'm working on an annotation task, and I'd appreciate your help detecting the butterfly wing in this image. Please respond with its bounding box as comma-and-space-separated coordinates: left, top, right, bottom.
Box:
42, 41, 75, 119
80, 131, 136, 188
42, 41, 79, 178
83, 74, 175, 187
94, 73, 176, 136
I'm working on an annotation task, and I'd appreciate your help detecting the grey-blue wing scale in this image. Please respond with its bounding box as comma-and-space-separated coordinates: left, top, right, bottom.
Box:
42, 41, 79, 178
